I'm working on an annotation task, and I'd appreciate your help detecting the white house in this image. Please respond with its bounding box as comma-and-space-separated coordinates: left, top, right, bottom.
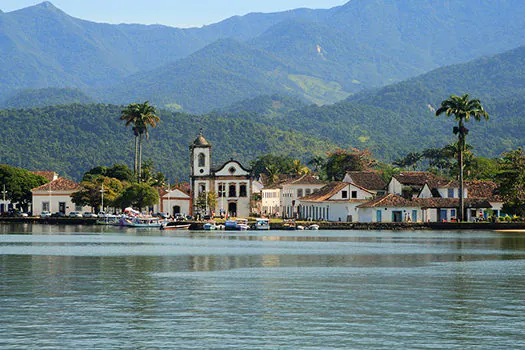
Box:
189, 132, 253, 218
466, 180, 506, 219
261, 174, 325, 218
155, 187, 191, 217
31, 177, 89, 215
298, 182, 375, 222
343, 171, 387, 196
357, 194, 423, 223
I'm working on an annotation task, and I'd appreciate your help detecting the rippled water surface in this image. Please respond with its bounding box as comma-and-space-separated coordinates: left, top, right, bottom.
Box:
1, 224, 525, 349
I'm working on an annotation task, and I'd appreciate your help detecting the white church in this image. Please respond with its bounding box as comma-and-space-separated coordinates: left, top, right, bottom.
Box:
189, 132, 253, 218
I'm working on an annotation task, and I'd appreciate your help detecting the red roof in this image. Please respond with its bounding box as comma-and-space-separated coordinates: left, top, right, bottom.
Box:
345, 171, 387, 191
32, 178, 81, 192
31, 171, 58, 182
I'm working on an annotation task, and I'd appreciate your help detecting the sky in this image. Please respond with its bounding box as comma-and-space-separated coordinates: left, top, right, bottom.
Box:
1, 0, 348, 28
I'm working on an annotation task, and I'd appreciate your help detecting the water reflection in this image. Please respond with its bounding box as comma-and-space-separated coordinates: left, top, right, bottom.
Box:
1, 224, 525, 349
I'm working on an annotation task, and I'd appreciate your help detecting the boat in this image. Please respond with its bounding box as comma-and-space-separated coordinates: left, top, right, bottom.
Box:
96, 216, 119, 225
225, 218, 250, 231
255, 218, 270, 230
119, 216, 162, 228
203, 222, 217, 230
308, 224, 320, 230
160, 221, 191, 230
283, 219, 299, 230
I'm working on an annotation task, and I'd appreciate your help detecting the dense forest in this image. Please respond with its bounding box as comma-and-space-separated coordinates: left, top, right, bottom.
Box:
0, 104, 333, 181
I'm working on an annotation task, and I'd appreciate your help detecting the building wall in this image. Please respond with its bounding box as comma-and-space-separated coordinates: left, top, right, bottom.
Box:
32, 192, 88, 215
261, 188, 281, 216
359, 207, 422, 223
300, 202, 364, 222
281, 184, 325, 218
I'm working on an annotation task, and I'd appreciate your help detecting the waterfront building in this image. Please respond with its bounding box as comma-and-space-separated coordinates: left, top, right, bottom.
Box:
31, 176, 89, 215
342, 171, 387, 196
298, 182, 374, 222
261, 174, 325, 218
155, 187, 191, 217
189, 132, 253, 217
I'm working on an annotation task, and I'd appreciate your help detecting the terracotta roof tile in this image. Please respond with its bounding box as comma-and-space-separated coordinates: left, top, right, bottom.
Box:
466, 180, 503, 202
32, 178, 81, 192
300, 182, 348, 202
358, 194, 492, 209
345, 171, 387, 191
31, 171, 58, 182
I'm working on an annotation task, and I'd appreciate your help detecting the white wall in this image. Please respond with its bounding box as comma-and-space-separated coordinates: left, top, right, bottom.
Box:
32, 192, 88, 215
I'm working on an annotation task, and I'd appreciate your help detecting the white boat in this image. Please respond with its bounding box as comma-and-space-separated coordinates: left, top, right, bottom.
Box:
203, 222, 217, 230
119, 216, 162, 228
308, 224, 320, 230
225, 218, 250, 231
255, 218, 270, 230
160, 221, 191, 230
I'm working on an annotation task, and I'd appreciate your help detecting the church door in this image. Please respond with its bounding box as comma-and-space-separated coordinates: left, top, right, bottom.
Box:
228, 202, 237, 217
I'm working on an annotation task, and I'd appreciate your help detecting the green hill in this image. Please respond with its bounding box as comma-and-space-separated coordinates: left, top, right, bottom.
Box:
0, 104, 334, 181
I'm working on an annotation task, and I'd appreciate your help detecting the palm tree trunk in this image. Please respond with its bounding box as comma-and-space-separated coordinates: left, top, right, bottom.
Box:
134, 135, 138, 179
458, 123, 465, 222
138, 133, 143, 182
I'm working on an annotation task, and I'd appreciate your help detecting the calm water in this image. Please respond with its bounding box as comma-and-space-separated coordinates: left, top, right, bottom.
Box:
1, 224, 524, 349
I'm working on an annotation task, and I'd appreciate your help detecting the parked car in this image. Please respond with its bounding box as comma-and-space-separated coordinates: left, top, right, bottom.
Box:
40, 211, 52, 218
51, 212, 66, 217
69, 211, 83, 218
83, 212, 97, 218
15, 211, 29, 217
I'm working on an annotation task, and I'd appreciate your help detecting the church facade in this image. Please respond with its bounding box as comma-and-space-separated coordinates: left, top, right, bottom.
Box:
189, 132, 253, 218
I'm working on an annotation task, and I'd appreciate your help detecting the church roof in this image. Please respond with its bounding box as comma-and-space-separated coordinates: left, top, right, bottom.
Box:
192, 133, 211, 147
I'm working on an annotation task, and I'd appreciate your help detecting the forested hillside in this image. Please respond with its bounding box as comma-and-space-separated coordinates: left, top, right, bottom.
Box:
0, 104, 334, 181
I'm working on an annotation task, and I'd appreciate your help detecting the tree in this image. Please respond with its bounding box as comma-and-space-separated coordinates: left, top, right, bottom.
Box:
323, 148, 375, 181
72, 176, 124, 212
115, 183, 159, 212
120, 101, 160, 182
436, 94, 489, 221
497, 148, 525, 216
393, 152, 422, 170
0, 165, 47, 212
195, 191, 217, 216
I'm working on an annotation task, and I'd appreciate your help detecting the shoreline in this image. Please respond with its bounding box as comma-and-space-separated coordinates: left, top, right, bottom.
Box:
1, 217, 525, 231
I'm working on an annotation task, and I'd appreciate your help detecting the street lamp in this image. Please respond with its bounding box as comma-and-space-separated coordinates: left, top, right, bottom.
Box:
1, 184, 7, 214
100, 183, 105, 213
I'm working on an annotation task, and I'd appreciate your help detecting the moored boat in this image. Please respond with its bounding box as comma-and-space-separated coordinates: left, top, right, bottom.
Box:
119, 216, 162, 228
203, 222, 217, 230
255, 218, 270, 230
308, 224, 320, 230
225, 218, 250, 231
160, 221, 191, 230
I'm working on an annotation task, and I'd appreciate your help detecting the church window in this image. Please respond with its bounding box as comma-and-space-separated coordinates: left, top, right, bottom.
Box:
229, 184, 237, 197
240, 184, 247, 197
198, 153, 206, 167
229, 166, 236, 174
218, 184, 226, 197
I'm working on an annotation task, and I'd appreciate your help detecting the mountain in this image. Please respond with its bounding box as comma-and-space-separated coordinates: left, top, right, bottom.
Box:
216, 45, 525, 160
2, 1, 525, 111
0, 104, 334, 181
1, 88, 93, 108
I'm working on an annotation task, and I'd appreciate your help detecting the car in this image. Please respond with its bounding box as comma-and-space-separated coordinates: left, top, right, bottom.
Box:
51, 212, 66, 217
40, 211, 52, 218
83, 212, 97, 218
15, 211, 29, 217
69, 211, 83, 218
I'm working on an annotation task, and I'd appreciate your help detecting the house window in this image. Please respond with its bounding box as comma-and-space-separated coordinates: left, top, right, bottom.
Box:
42, 201, 50, 212
198, 153, 206, 167
297, 189, 304, 198
218, 184, 225, 197
239, 184, 247, 197
305, 189, 311, 196
448, 188, 455, 198
199, 184, 206, 194
351, 191, 358, 199
342, 190, 348, 199
229, 184, 237, 197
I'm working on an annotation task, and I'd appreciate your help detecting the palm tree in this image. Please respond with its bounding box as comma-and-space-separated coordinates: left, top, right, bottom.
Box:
120, 103, 140, 178
120, 101, 160, 182
134, 102, 160, 181
436, 94, 489, 221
